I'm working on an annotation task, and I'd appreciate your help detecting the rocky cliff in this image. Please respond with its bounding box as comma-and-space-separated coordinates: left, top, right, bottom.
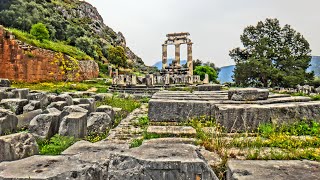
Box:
0, 0, 144, 69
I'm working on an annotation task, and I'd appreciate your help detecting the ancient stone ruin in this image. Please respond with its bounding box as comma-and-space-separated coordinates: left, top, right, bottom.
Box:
0, 26, 99, 82
149, 88, 320, 132
109, 32, 213, 96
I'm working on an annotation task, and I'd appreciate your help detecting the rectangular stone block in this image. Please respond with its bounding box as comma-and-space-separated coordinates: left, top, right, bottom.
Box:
59, 112, 87, 138
148, 99, 213, 122
0, 133, 38, 162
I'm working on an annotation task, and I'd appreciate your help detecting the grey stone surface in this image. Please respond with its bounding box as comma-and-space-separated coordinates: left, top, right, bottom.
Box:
42, 107, 61, 114
148, 99, 212, 122
73, 98, 96, 113
12, 88, 29, 99
58, 94, 73, 106
108, 142, 219, 180
61, 105, 89, 118
27, 92, 49, 109
227, 160, 320, 180
0, 132, 38, 162
47, 101, 68, 111
228, 88, 269, 101
87, 112, 112, 134
0, 155, 106, 179
214, 101, 320, 132
96, 105, 115, 121
29, 111, 61, 139
59, 112, 87, 138
0, 79, 10, 87
17, 109, 43, 129
0, 99, 29, 115
147, 126, 197, 136
198, 84, 222, 91
0, 108, 18, 135
23, 100, 41, 113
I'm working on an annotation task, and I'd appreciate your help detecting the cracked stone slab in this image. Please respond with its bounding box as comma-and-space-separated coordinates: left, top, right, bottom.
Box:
227, 160, 320, 180
147, 126, 197, 136
0, 155, 106, 179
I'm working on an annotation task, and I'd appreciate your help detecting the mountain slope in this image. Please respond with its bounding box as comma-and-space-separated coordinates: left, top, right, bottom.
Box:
0, 0, 144, 70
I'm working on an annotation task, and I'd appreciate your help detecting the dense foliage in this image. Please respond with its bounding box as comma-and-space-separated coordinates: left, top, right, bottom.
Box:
230, 18, 313, 88
0, 0, 134, 68
30, 23, 49, 41
194, 66, 218, 83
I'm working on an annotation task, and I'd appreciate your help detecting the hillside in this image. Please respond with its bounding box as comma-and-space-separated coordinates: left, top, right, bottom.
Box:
0, 0, 145, 72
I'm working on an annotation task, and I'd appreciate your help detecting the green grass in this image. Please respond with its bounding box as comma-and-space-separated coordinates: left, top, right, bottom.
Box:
7, 28, 92, 60
12, 80, 108, 94
37, 135, 77, 155
97, 95, 141, 113
130, 138, 144, 148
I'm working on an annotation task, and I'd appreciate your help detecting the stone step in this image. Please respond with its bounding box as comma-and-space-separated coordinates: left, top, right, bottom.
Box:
147, 126, 197, 137
227, 160, 320, 180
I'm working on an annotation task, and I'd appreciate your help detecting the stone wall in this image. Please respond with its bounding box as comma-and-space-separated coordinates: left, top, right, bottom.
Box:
0, 26, 99, 82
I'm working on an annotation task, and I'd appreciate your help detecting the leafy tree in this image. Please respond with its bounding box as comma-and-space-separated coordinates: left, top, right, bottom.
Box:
30, 23, 50, 41
107, 46, 128, 68
75, 36, 99, 60
230, 18, 313, 88
194, 66, 218, 83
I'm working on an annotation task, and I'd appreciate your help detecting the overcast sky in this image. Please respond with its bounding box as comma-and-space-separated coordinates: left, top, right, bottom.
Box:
86, 0, 320, 67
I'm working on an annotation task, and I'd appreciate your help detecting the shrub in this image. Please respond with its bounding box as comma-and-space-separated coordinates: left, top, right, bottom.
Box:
194, 65, 218, 83
30, 23, 50, 41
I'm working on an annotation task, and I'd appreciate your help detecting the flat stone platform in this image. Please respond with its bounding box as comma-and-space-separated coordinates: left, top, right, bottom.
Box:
147, 126, 197, 136
227, 160, 320, 180
148, 91, 320, 132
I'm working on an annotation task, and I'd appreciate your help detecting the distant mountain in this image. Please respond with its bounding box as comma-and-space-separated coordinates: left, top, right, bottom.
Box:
153, 59, 187, 70
217, 65, 235, 84
308, 56, 320, 76
217, 56, 320, 84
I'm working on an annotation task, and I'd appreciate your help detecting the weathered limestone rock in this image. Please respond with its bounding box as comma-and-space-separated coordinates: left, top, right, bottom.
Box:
23, 100, 41, 113
0, 99, 29, 115
203, 74, 209, 84
42, 107, 61, 114
96, 105, 115, 121
227, 160, 320, 180
228, 88, 269, 101
73, 98, 96, 113
198, 84, 222, 91
87, 112, 112, 134
58, 94, 73, 106
17, 109, 43, 129
0, 155, 105, 179
47, 101, 68, 111
0, 108, 18, 135
148, 99, 212, 122
27, 92, 49, 109
61, 105, 89, 118
29, 111, 61, 139
12, 88, 29, 99
108, 142, 219, 180
0, 79, 10, 87
147, 126, 197, 137
59, 112, 87, 138
0, 132, 38, 162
